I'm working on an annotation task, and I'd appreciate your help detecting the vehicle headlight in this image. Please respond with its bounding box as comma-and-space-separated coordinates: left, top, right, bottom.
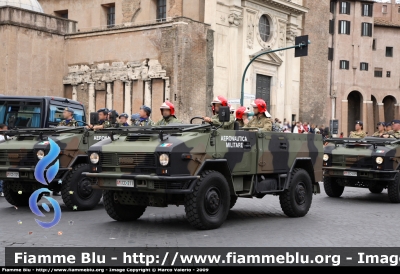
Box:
376, 157, 383, 165
159, 154, 169, 166
90, 153, 100, 164
323, 154, 329, 161
37, 150, 45, 160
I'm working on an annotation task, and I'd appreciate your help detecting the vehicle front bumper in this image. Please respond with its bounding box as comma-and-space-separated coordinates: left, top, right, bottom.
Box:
0, 167, 71, 182
83, 172, 200, 194
323, 167, 398, 181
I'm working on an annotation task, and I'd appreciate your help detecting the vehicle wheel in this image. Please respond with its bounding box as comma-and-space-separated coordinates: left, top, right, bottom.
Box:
61, 164, 102, 210
369, 184, 384, 194
3, 181, 30, 206
229, 196, 238, 209
323, 177, 345, 197
103, 190, 147, 221
279, 168, 313, 217
388, 174, 400, 203
184, 170, 230, 230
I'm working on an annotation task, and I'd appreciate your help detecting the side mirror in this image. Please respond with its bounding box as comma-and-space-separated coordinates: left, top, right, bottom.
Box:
218, 106, 230, 122
90, 112, 98, 125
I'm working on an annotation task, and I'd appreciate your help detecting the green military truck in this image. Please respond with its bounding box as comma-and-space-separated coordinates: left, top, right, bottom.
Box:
0, 95, 105, 210
84, 107, 323, 229
323, 137, 400, 203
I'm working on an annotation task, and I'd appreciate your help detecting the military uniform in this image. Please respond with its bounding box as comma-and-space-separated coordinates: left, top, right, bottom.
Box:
236, 119, 245, 128
96, 120, 112, 128
349, 130, 366, 138
210, 114, 235, 130
372, 131, 386, 137
57, 119, 78, 127
154, 116, 181, 126
243, 115, 272, 132
119, 122, 130, 127
132, 118, 153, 127
386, 130, 400, 139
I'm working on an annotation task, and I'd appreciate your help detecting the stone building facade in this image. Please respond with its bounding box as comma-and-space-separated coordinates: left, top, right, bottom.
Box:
300, 0, 400, 136
0, 0, 308, 123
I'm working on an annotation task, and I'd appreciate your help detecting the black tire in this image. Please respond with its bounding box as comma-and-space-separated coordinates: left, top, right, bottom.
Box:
61, 163, 102, 210
230, 196, 238, 209
279, 168, 313, 217
369, 184, 384, 194
184, 170, 230, 230
3, 181, 30, 206
103, 190, 147, 221
388, 174, 400, 203
323, 176, 345, 197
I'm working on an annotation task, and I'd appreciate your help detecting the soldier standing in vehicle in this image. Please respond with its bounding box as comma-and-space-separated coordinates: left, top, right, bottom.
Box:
383, 120, 400, 138
372, 122, 386, 137
132, 105, 153, 126
349, 121, 366, 138
235, 106, 250, 128
87, 108, 112, 130
385, 122, 392, 133
243, 99, 272, 132
118, 113, 130, 126
203, 96, 235, 129
57, 108, 78, 127
154, 101, 181, 126
131, 113, 140, 125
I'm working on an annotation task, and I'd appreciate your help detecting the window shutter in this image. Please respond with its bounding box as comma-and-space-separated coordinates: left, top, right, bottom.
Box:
347, 21, 351, 34
369, 5, 373, 17
328, 48, 334, 61
369, 23, 372, 37
329, 20, 334, 34
346, 2, 351, 15
346, 61, 349, 69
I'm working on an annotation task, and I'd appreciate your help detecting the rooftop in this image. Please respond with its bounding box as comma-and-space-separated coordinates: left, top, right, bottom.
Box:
374, 18, 400, 28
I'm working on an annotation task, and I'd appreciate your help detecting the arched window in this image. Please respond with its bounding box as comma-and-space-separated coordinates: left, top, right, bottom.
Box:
259, 15, 270, 42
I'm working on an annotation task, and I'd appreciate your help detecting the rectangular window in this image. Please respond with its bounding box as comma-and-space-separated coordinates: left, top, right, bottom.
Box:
156, 0, 167, 22
54, 10, 68, 19
386, 47, 393, 57
374, 68, 383, 78
362, 3, 373, 17
107, 6, 115, 27
340, 1, 350, 14
328, 48, 334, 61
329, 20, 335, 34
360, 62, 369, 71
330, 0, 335, 13
382, 5, 387, 14
398, 6, 400, 14
361, 22, 372, 37
387, 71, 391, 78
338, 20, 351, 34
372, 39, 376, 50
340, 60, 349, 70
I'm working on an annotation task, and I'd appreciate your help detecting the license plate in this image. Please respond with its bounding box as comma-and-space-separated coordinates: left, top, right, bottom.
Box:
343, 171, 357, 176
6, 172, 19, 178
116, 179, 135, 187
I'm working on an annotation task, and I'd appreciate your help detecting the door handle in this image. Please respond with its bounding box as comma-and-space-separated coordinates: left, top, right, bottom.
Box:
280, 143, 287, 150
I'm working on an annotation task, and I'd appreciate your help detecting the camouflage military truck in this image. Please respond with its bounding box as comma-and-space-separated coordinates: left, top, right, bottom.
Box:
84, 107, 323, 229
0, 127, 111, 210
323, 137, 400, 203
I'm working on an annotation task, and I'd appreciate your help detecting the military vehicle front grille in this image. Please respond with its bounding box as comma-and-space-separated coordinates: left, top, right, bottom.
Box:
120, 168, 156, 174
0, 150, 35, 166
332, 155, 373, 168
153, 181, 189, 190
125, 135, 151, 142
101, 153, 156, 167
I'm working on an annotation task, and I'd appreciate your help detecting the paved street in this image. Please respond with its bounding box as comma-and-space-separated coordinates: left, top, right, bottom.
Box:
1, 184, 400, 265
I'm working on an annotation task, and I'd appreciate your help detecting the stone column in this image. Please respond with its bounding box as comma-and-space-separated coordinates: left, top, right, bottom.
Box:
362, 101, 368, 134
377, 103, 385, 123
341, 100, 348, 137
72, 85, 78, 101
106, 82, 113, 110
227, 8, 241, 104
113, 80, 124, 113
124, 81, 132, 114
88, 82, 95, 114
144, 80, 152, 107
132, 80, 144, 114
395, 104, 400, 120
151, 79, 165, 122
285, 22, 297, 122
365, 101, 373, 135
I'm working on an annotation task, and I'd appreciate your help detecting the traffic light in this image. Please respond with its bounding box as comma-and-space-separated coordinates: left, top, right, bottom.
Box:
295, 35, 309, 57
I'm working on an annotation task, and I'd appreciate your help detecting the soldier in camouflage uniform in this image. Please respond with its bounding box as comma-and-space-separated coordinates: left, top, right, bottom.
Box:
385, 122, 392, 133
87, 108, 112, 130
372, 122, 386, 137
235, 106, 250, 128
243, 99, 272, 132
203, 96, 235, 130
57, 108, 78, 127
118, 113, 130, 127
154, 101, 181, 126
132, 105, 154, 126
131, 113, 140, 125
349, 120, 366, 138
383, 120, 400, 139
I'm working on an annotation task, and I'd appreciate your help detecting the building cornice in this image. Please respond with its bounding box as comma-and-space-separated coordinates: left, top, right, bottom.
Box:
244, 0, 309, 15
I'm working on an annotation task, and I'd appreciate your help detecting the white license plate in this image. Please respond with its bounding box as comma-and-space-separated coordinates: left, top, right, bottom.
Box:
6, 172, 19, 178
116, 179, 135, 187
343, 171, 357, 176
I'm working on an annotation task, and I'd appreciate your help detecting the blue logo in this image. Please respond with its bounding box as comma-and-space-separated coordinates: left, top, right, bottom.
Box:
29, 138, 62, 229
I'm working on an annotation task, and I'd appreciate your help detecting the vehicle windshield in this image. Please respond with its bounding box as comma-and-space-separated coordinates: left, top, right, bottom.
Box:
0, 100, 42, 128
48, 104, 86, 127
